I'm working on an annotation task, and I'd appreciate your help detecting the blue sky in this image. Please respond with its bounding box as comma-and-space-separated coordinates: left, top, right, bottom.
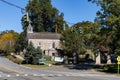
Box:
0, 0, 100, 33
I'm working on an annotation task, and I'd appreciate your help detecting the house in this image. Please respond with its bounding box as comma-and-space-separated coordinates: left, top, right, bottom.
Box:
26, 23, 61, 56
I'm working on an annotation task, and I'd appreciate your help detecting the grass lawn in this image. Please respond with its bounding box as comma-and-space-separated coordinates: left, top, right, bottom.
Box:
22, 64, 49, 69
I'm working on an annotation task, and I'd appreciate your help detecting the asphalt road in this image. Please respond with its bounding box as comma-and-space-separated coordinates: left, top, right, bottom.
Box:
0, 57, 120, 80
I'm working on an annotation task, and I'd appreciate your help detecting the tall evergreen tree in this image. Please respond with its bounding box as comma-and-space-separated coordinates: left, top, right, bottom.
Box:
24, 42, 42, 64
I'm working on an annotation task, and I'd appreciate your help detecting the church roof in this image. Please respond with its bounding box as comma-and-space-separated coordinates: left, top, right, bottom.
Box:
27, 32, 61, 40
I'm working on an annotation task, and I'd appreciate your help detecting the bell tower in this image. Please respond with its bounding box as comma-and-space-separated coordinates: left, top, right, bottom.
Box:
27, 23, 33, 33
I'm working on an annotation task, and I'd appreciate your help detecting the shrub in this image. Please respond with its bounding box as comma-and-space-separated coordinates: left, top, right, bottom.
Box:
44, 56, 51, 61
24, 42, 42, 64
103, 64, 118, 73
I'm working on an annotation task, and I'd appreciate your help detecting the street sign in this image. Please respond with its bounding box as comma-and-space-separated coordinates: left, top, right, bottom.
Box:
117, 56, 120, 75
118, 61, 120, 64
117, 56, 120, 61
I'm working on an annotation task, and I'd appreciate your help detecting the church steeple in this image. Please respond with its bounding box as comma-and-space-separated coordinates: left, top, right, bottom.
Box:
27, 23, 33, 33
25, 11, 33, 33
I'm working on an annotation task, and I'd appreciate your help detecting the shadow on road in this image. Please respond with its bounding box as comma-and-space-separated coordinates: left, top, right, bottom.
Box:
64, 63, 103, 70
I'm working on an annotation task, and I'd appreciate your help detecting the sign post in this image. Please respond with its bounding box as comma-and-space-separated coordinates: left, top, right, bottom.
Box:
117, 56, 120, 75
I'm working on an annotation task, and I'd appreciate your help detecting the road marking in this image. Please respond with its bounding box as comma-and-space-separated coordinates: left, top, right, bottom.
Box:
48, 74, 54, 77
39, 74, 46, 76
0, 73, 117, 78
16, 74, 20, 76
64, 74, 71, 76
24, 74, 28, 76
33, 74, 38, 76
56, 74, 63, 77
6, 75, 11, 77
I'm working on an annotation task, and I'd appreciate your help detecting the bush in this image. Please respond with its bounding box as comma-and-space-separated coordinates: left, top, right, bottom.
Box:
44, 56, 51, 61
103, 64, 119, 73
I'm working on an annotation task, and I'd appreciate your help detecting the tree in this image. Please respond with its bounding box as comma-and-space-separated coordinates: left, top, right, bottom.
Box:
22, 0, 67, 33
0, 31, 19, 55
72, 21, 100, 49
88, 0, 120, 54
15, 32, 27, 52
60, 28, 86, 57
24, 42, 42, 64
88, 0, 120, 64
20, 0, 68, 54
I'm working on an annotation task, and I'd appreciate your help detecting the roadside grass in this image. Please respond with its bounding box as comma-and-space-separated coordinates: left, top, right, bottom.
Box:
102, 64, 120, 74
22, 64, 49, 69
7, 55, 63, 69
7, 55, 23, 64
22, 61, 57, 69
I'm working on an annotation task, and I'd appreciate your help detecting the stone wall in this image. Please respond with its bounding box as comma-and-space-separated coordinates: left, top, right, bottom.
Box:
28, 39, 60, 56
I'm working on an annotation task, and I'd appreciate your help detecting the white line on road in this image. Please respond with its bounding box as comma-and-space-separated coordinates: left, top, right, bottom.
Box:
24, 74, 28, 76
39, 74, 46, 76
6, 74, 11, 77
33, 74, 38, 76
56, 74, 64, 77
16, 74, 20, 76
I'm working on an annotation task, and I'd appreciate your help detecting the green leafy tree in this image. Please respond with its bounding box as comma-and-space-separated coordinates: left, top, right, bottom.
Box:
15, 32, 26, 52
22, 0, 67, 33
60, 28, 86, 57
89, 0, 120, 54
20, 0, 68, 54
72, 21, 99, 49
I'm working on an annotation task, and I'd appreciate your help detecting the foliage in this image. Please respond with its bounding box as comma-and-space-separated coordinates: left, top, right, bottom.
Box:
22, 0, 67, 33
24, 42, 42, 64
15, 32, 26, 52
19, 0, 69, 54
103, 64, 118, 73
43, 56, 51, 61
89, 0, 120, 55
115, 49, 120, 56
60, 28, 86, 57
72, 21, 100, 49
0, 30, 19, 55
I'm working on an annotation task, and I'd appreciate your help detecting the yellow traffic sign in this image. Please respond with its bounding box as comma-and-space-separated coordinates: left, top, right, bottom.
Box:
117, 56, 120, 61
118, 61, 120, 64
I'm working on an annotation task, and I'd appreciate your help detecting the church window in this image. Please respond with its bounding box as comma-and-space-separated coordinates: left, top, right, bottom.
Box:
52, 42, 55, 48
38, 42, 41, 48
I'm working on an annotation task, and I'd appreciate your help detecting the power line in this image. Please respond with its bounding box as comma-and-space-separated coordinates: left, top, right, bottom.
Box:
0, 0, 25, 13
